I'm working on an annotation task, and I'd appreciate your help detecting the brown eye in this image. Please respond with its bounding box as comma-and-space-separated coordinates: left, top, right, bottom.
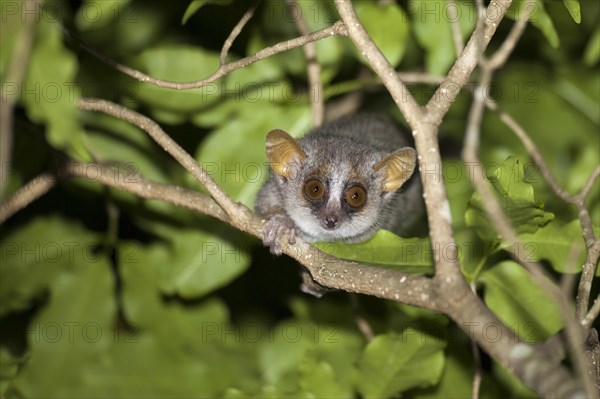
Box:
345, 185, 367, 209
304, 179, 325, 201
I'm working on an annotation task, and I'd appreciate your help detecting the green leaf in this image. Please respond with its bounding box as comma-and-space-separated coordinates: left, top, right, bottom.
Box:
298, 354, 348, 398
112, 246, 260, 397
257, 319, 362, 398
23, 18, 90, 161
181, 0, 232, 25
466, 157, 554, 241
516, 219, 598, 274
122, 223, 250, 299
412, 0, 476, 74
410, 334, 467, 399
562, 0, 581, 24
131, 45, 221, 114
12, 246, 115, 397
314, 230, 433, 273
354, 2, 410, 67
0, 216, 101, 317
258, 320, 313, 387
118, 241, 230, 331
355, 332, 446, 398
583, 25, 600, 66
480, 261, 563, 342
507, 0, 559, 48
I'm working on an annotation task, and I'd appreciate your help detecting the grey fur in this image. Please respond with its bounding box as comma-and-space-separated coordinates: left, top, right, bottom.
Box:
256, 114, 425, 254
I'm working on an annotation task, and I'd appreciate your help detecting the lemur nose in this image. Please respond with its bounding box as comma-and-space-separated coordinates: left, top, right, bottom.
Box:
324, 214, 338, 229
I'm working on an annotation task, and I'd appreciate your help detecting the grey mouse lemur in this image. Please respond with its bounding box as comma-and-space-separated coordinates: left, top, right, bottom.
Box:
255, 113, 425, 255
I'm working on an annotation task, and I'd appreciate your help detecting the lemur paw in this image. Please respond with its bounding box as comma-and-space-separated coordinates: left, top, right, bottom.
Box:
262, 215, 297, 255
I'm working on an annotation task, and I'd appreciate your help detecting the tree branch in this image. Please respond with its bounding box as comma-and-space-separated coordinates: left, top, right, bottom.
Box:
459, 1, 595, 394
74, 21, 347, 90
335, 0, 587, 396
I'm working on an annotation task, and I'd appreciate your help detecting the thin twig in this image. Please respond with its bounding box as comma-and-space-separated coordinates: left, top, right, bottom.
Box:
577, 166, 600, 202
74, 22, 347, 90
0, 173, 56, 224
77, 98, 241, 218
66, 162, 229, 223
348, 293, 375, 342
447, 0, 464, 57
0, 0, 41, 200
286, 0, 325, 127
220, 1, 259, 65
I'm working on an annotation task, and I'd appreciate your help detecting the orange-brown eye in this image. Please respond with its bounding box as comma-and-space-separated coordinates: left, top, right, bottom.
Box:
304, 179, 325, 201
345, 185, 367, 209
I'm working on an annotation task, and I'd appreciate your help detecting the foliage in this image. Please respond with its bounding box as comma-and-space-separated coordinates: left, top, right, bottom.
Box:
1, 0, 598, 398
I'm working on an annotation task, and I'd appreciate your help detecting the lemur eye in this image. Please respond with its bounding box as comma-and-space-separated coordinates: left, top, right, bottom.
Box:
345, 185, 367, 209
304, 179, 325, 201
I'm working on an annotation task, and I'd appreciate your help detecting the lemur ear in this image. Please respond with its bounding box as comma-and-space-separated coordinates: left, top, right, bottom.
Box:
266, 129, 307, 177
373, 147, 417, 192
